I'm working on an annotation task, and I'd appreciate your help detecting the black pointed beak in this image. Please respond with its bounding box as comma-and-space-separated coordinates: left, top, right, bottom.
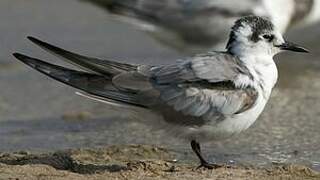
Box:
276, 41, 309, 53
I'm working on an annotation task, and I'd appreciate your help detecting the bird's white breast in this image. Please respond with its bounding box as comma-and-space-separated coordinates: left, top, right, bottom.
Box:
191, 56, 278, 142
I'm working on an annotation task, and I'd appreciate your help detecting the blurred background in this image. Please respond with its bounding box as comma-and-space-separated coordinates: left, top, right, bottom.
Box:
0, 0, 319, 170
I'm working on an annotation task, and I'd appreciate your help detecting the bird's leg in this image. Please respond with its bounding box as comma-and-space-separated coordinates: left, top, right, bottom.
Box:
190, 140, 221, 169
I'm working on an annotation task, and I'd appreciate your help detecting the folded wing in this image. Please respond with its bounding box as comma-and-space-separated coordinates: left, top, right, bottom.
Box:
14, 37, 258, 125
151, 54, 258, 120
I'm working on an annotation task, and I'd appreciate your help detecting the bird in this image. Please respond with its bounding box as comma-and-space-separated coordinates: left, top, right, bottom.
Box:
13, 16, 308, 169
82, 0, 319, 54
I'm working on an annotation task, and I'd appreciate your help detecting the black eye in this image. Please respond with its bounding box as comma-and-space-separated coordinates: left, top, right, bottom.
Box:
262, 34, 274, 41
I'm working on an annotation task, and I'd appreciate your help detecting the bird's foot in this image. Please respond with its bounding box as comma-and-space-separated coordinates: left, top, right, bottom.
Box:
196, 161, 223, 170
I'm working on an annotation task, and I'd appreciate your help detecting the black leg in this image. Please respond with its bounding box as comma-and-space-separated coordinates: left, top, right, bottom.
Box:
190, 140, 221, 169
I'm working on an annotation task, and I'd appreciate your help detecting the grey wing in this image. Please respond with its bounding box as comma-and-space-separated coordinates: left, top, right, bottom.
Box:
155, 85, 258, 123
151, 53, 258, 124
13, 53, 151, 107
27, 36, 137, 76
13, 37, 156, 107
153, 52, 244, 84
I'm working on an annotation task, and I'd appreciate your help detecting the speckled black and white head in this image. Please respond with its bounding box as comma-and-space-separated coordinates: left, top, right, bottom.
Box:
226, 16, 308, 57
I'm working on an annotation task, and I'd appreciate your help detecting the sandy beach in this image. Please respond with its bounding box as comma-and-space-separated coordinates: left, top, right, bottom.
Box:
1, 145, 319, 180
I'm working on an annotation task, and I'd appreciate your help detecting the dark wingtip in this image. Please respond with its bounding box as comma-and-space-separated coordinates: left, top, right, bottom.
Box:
12, 53, 39, 68
27, 36, 43, 44
12, 52, 28, 62
12, 52, 21, 58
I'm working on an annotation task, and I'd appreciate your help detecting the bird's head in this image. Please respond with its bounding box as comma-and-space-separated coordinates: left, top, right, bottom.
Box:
226, 16, 309, 57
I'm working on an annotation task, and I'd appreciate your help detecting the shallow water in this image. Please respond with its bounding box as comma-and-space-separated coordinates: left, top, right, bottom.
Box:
0, 0, 320, 170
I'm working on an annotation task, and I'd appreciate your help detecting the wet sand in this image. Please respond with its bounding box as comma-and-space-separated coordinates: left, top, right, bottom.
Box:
0, 0, 320, 179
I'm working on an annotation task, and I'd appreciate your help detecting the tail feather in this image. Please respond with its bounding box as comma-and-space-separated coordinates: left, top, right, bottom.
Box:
27, 36, 137, 76
13, 53, 146, 108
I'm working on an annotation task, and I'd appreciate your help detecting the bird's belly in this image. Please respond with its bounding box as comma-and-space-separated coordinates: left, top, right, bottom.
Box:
186, 95, 268, 142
